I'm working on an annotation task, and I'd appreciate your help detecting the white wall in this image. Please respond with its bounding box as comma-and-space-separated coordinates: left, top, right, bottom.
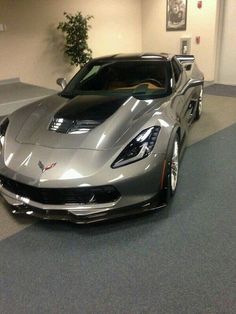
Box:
0, 0, 232, 87
217, 0, 236, 85
0, 0, 142, 89
142, 0, 220, 81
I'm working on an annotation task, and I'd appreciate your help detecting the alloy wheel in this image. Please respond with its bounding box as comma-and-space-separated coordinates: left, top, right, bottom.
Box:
171, 139, 179, 192
198, 86, 203, 116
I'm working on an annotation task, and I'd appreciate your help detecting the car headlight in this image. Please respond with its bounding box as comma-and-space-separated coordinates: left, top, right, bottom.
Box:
0, 118, 9, 147
111, 126, 160, 168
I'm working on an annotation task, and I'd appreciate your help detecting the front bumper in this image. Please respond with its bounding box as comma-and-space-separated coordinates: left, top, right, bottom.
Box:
0, 185, 166, 224
0, 148, 167, 223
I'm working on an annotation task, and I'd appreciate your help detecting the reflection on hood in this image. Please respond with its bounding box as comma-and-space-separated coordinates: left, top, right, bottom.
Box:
49, 94, 129, 134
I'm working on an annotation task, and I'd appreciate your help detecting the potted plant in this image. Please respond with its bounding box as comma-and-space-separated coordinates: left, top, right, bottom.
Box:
57, 11, 93, 67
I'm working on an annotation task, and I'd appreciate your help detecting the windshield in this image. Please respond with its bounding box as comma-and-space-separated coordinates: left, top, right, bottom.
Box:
62, 60, 171, 99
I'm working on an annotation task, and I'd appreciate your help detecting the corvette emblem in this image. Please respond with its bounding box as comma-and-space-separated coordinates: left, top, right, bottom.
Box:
38, 161, 57, 173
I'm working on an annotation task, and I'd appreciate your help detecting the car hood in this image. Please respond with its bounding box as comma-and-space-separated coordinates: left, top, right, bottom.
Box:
10, 93, 164, 150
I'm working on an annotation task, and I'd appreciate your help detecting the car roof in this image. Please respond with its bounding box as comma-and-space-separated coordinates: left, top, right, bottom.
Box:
92, 53, 173, 62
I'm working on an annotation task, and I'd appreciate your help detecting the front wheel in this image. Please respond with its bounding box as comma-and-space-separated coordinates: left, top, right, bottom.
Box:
168, 135, 179, 196
195, 86, 203, 120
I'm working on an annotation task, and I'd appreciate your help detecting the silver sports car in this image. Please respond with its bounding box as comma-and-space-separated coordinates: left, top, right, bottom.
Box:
0, 53, 204, 223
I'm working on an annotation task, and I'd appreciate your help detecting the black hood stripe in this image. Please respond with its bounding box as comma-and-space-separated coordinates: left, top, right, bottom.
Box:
49, 95, 128, 134
55, 94, 128, 121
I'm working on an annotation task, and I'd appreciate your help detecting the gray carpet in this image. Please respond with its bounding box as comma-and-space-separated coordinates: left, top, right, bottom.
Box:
0, 123, 236, 314
204, 84, 236, 97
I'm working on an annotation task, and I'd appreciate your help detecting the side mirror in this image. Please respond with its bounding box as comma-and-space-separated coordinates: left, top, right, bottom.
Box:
56, 78, 67, 90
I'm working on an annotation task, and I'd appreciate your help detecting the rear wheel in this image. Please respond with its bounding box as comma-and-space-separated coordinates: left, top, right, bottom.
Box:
195, 86, 203, 120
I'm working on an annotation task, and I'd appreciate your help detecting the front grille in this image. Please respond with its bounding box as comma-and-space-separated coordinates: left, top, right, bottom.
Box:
0, 175, 120, 205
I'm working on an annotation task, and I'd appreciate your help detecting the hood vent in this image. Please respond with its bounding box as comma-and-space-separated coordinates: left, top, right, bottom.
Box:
49, 118, 101, 134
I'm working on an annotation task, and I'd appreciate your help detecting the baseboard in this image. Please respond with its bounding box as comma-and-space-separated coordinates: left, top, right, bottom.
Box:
0, 78, 20, 85
214, 81, 236, 86
204, 81, 215, 87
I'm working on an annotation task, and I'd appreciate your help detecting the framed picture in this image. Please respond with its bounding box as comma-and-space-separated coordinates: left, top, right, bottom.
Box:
166, 0, 187, 31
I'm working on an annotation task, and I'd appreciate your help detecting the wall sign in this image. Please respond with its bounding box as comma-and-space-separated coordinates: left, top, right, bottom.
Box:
197, 1, 202, 9
166, 0, 187, 31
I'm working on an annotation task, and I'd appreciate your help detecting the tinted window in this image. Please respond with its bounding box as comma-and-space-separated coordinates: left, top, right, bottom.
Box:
62, 60, 171, 99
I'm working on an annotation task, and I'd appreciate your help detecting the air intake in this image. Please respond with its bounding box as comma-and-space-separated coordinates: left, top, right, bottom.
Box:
0, 175, 120, 205
49, 118, 101, 134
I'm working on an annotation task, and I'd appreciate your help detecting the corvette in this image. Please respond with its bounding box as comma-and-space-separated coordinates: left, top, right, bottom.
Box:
0, 53, 204, 223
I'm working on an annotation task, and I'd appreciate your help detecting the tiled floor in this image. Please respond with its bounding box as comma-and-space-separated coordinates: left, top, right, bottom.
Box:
0, 80, 56, 115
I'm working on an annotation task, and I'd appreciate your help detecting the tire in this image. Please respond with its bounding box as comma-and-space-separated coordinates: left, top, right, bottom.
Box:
167, 134, 179, 196
195, 85, 203, 121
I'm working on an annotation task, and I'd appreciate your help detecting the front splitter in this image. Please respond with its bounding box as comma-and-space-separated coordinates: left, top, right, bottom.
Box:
10, 199, 167, 224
